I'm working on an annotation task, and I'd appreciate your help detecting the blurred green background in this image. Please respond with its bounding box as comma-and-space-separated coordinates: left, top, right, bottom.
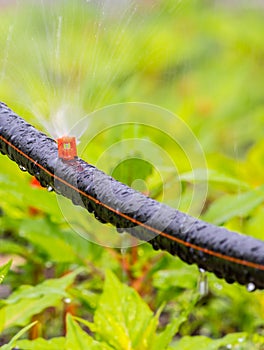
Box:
1, 0, 264, 348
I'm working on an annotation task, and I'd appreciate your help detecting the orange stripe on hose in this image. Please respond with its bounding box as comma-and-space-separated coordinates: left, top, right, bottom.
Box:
1, 134, 264, 271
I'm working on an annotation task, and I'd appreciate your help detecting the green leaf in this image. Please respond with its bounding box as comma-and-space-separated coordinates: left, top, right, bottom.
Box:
66, 313, 96, 350
71, 315, 96, 332
245, 207, 264, 240
0, 215, 97, 263
203, 185, 264, 225
252, 333, 264, 347
210, 333, 248, 349
69, 288, 99, 312
66, 314, 112, 350
153, 269, 197, 290
16, 337, 66, 350
155, 291, 200, 350
179, 169, 249, 190
171, 333, 248, 350
154, 315, 187, 350
1, 321, 37, 350
23, 186, 62, 218
0, 239, 29, 257
0, 160, 62, 219
6, 268, 83, 305
0, 260, 12, 284
19, 218, 82, 263
0, 268, 83, 331
171, 336, 213, 350
112, 157, 153, 187
93, 270, 156, 350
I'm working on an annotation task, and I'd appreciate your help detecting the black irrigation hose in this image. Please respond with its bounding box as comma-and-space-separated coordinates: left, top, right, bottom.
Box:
1, 102, 264, 290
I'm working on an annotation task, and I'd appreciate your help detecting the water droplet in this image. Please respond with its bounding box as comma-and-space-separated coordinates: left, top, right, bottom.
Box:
238, 337, 245, 343
64, 297, 71, 304
45, 261, 53, 268
116, 226, 124, 234
246, 282, 256, 292
0, 274, 5, 283
47, 186, 53, 192
121, 247, 127, 255
214, 283, 223, 290
96, 216, 107, 224
198, 267, 208, 296
19, 165, 26, 172
179, 216, 195, 234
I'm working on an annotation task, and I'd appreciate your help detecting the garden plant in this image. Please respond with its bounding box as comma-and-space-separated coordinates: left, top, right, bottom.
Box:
0, 1, 264, 349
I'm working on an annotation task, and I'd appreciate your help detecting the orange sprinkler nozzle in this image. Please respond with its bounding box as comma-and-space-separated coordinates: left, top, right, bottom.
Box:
57, 136, 77, 161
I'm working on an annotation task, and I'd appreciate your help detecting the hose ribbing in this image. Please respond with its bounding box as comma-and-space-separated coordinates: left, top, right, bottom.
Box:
1, 102, 264, 289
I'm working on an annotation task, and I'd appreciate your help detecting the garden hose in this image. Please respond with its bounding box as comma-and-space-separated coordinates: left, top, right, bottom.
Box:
1, 101, 264, 289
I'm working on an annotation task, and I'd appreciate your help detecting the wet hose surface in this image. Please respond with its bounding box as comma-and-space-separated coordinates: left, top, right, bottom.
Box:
1, 101, 264, 289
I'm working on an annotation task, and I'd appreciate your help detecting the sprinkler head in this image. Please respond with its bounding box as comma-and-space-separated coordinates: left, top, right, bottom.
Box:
57, 136, 77, 161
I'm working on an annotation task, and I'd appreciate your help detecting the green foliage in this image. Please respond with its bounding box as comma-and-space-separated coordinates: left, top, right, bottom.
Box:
0, 0, 264, 348
203, 185, 264, 225
13, 337, 66, 350
0, 260, 12, 284
88, 270, 188, 350
1, 321, 38, 350
112, 157, 153, 188
12, 271, 186, 350
170, 333, 248, 350
65, 314, 110, 350
0, 269, 82, 332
